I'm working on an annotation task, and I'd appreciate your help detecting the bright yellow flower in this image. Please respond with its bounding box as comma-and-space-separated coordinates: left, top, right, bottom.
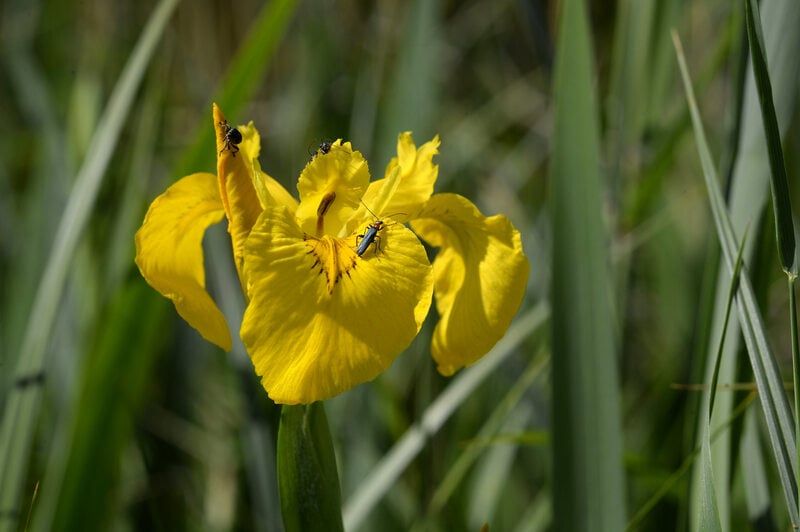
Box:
135, 104, 529, 404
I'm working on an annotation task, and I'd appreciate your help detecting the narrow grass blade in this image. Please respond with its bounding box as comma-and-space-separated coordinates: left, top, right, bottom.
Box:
627, 394, 757, 530
175, 0, 300, 176
708, 231, 747, 419
342, 304, 548, 530
697, 228, 746, 532
791, 277, 800, 518
550, 0, 626, 529
744, 0, 796, 275
0, 0, 180, 528
673, 31, 799, 525
375, 0, 439, 166
32, 284, 169, 531
741, 408, 775, 527
686, 2, 800, 527
744, 1, 800, 517
428, 351, 547, 515
698, 436, 722, 532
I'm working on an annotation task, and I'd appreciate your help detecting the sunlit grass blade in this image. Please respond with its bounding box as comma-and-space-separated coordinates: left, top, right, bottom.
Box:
744, 1, 800, 518
741, 408, 775, 526
673, 31, 799, 526
342, 304, 548, 531
175, 0, 300, 176
685, 2, 800, 527
698, 433, 722, 531
427, 350, 547, 516
707, 230, 747, 419
744, 0, 796, 276
550, 0, 626, 529
697, 226, 746, 532
0, 1, 180, 528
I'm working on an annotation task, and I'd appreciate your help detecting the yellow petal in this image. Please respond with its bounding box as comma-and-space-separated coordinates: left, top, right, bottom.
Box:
363, 132, 439, 219
253, 155, 299, 213
240, 205, 433, 404
411, 193, 529, 376
134, 172, 232, 351
295, 140, 370, 237
213, 104, 262, 278
235, 120, 299, 213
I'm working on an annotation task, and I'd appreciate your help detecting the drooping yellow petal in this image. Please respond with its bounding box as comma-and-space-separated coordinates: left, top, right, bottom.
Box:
134, 172, 232, 351
363, 132, 439, 219
411, 193, 529, 376
295, 140, 370, 237
213, 104, 262, 278
240, 205, 433, 404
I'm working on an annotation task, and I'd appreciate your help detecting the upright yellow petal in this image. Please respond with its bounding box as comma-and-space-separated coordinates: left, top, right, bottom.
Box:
252, 155, 299, 213
213, 104, 262, 278
295, 140, 370, 237
135, 172, 232, 351
236, 120, 298, 213
240, 205, 433, 404
411, 193, 528, 376
363, 132, 439, 219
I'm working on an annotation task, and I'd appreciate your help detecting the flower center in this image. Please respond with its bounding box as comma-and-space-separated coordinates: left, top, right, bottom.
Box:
304, 234, 358, 294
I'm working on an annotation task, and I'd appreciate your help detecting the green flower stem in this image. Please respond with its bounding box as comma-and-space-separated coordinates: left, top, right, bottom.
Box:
277, 403, 344, 532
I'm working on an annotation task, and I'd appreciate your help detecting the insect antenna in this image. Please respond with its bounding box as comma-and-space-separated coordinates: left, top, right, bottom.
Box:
359, 200, 407, 222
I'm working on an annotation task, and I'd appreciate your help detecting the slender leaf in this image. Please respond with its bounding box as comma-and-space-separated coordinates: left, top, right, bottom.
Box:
697, 228, 746, 532
550, 0, 626, 529
374, 0, 439, 166
428, 351, 547, 515
687, 2, 800, 527
174, 0, 300, 177
741, 408, 776, 528
673, 31, 799, 525
708, 230, 747, 419
744, 0, 796, 275
791, 277, 800, 518
626, 394, 757, 530
698, 436, 722, 532
342, 304, 548, 530
744, 0, 800, 519
32, 284, 169, 531
0, 0, 180, 528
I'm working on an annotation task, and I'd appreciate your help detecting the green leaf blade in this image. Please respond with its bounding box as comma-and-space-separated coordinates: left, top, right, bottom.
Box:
550, 0, 626, 529
673, 31, 799, 526
174, 0, 300, 177
744, 0, 796, 275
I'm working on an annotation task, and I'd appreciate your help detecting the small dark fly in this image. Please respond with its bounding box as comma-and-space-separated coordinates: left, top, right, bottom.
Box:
309, 140, 333, 160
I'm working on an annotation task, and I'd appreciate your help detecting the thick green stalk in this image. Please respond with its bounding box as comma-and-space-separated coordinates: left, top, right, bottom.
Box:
277, 403, 344, 532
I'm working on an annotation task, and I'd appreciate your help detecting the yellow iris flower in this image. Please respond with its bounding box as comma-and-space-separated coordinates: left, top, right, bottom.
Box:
135, 104, 529, 404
